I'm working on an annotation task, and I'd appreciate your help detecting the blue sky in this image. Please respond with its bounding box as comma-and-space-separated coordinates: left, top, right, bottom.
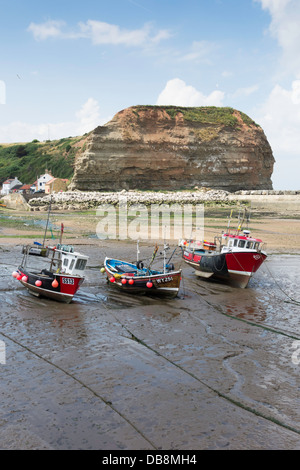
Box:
0, 0, 300, 189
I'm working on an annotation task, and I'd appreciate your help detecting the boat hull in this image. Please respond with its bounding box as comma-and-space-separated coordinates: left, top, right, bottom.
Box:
16, 267, 84, 303
104, 258, 181, 298
182, 249, 266, 288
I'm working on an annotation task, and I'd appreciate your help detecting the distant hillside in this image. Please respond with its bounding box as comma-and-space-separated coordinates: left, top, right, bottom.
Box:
0, 135, 89, 186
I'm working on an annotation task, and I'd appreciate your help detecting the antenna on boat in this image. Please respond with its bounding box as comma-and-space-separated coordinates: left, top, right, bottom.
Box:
137, 239, 140, 263
246, 208, 251, 230
60, 223, 64, 244
163, 226, 167, 273
227, 209, 233, 233
148, 243, 159, 271
188, 226, 193, 248
42, 195, 52, 247
236, 206, 246, 234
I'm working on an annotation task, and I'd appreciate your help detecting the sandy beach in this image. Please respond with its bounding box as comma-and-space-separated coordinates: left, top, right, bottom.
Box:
0, 203, 300, 253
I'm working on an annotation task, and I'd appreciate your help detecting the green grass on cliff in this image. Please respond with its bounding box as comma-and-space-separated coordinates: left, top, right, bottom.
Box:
0, 136, 87, 186
135, 105, 259, 127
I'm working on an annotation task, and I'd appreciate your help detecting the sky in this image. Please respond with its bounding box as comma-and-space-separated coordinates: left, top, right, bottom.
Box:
0, 0, 300, 190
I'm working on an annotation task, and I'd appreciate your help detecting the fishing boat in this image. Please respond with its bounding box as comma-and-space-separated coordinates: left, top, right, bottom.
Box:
103, 242, 182, 298
12, 199, 89, 303
179, 209, 267, 288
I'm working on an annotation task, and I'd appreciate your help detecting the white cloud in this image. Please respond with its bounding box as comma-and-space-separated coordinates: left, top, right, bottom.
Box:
231, 84, 259, 98
156, 78, 224, 107
75, 98, 101, 134
256, 0, 300, 74
27, 20, 66, 41
178, 41, 217, 63
27, 19, 171, 47
257, 79, 300, 155
256, 80, 300, 189
0, 98, 104, 143
78, 20, 149, 46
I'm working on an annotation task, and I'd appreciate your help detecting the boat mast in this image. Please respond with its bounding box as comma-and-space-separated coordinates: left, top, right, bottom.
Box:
59, 223, 64, 244
163, 225, 169, 274
163, 244, 167, 274
42, 195, 52, 247
246, 208, 251, 230
235, 207, 246, 234
227, 209, 233, 234
137, 239, 140, 263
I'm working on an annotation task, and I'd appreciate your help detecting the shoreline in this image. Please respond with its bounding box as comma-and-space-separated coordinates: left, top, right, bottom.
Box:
2, 189, 300, 217
1, 205, 300, 253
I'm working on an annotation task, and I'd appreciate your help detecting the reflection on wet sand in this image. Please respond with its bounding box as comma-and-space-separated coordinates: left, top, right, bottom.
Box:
0, 242, 299, 450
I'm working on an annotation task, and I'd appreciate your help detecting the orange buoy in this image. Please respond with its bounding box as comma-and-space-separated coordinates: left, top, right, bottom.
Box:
128, 279, 134, 285
52, 279, 59, 288
35, 280, 42, 287
12, 271, 18, 278
146, 281, 153, 288
22, 275, 28, 283
110, 277, 116, 283
121, 278, 127, 284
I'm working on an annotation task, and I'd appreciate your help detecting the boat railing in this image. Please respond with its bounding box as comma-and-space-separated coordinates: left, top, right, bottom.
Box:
21, 244, 63, 273
260, 242, 267, 253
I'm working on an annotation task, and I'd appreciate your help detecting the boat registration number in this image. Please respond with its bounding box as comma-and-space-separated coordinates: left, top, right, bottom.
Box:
156, 276, 173, 284
62, 277, 75, 285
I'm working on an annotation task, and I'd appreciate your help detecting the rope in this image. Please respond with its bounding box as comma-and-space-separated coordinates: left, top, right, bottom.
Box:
263, 261, 300, 306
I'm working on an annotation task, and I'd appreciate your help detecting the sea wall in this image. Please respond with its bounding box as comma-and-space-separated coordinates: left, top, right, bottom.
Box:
26, 189, 300, 215
229, 191, 300, 213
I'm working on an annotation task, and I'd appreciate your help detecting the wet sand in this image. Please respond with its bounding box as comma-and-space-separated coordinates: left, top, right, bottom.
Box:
0, 208, 300, 450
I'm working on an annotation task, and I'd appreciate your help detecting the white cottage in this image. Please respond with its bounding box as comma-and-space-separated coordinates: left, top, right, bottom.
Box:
0, 177, 22, 195
36, 170, 53, 192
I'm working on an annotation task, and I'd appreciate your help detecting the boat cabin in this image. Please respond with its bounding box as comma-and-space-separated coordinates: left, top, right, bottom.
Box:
55, 244, 89, 276
221, 230, 263, 252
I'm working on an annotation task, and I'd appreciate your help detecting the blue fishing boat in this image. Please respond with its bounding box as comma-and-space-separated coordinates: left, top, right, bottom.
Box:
104, 243, 181, 298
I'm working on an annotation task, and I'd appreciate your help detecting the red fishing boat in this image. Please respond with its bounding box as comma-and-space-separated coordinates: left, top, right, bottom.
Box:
13, 242, 89, 303
180, 210, 267, 288
12, 198, 89, 302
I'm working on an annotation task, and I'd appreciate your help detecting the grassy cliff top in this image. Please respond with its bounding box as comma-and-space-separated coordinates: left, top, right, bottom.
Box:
133, 105, 259, 127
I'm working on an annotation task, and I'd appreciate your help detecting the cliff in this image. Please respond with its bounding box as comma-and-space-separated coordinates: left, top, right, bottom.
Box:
69, 106, 274, 192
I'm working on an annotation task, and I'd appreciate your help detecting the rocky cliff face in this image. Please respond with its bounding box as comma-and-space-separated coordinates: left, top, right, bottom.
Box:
70, 106, 274, 192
